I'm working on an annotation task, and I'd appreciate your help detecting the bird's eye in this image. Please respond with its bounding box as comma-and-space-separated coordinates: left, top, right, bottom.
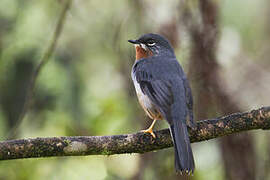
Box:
147, 42, 156, 46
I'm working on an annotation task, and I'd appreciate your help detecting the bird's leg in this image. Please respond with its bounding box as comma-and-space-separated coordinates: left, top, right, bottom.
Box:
140, 119, 157, 138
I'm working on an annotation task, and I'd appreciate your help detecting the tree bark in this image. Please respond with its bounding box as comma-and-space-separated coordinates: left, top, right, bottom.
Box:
0, 106, 269, 161
181, 0, 257, 179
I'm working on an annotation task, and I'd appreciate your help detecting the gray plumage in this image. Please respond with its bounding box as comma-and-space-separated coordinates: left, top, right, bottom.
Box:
130, 33, 196, 173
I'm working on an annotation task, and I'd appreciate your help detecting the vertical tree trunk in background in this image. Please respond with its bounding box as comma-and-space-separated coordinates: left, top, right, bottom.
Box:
0, 57, 34, 130
259, 2, 270, 179
182, 0, 256, 180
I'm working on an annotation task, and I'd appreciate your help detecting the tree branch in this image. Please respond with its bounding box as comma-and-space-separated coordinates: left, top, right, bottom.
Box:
0, 106, 269, 161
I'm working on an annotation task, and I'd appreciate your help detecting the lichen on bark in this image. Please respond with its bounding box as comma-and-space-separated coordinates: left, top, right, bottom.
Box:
0, 106, 269, 161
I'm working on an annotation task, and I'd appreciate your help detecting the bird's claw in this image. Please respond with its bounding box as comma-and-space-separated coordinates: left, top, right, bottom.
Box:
140, 128, 156, 138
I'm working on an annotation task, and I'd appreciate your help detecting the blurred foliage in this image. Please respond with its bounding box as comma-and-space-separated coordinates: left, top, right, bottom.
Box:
0, 0, 270, 179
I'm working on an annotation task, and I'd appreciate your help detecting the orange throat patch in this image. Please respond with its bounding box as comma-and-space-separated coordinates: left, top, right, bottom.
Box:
135, 46, 153, 60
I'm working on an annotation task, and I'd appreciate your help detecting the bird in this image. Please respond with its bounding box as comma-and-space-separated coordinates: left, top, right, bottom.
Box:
128, 33, 196, 174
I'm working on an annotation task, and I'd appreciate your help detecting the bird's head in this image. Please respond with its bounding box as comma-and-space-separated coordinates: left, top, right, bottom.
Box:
128, 33, 175, 60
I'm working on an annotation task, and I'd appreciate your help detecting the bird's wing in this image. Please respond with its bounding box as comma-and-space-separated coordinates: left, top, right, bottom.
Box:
133, 60, 174, 120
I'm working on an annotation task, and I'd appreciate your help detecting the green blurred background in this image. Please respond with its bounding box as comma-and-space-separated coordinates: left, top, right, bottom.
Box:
0, 0, 269, 179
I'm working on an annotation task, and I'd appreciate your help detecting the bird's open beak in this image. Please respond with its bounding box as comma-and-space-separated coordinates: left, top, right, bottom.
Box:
128, 39, 140, 44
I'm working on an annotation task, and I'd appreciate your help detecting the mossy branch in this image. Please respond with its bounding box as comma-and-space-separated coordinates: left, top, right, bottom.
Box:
0, 106, 269, 161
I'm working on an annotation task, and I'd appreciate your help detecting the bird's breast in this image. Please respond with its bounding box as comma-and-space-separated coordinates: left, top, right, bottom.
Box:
135, 45, 153, 61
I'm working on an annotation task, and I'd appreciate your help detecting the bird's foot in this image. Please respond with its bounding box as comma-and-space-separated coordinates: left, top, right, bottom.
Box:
140, 128, 156, 138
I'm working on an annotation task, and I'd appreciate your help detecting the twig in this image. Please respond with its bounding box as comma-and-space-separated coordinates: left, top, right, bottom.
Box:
7, 0, 72, 139
0, 106, 269, 160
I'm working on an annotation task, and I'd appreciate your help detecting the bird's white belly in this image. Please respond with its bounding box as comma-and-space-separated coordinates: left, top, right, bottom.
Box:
133, 78, 153, 109
131, 72, 162, 120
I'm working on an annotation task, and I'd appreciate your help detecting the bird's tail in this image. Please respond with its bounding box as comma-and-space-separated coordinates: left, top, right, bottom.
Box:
170, 121, 195, 174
